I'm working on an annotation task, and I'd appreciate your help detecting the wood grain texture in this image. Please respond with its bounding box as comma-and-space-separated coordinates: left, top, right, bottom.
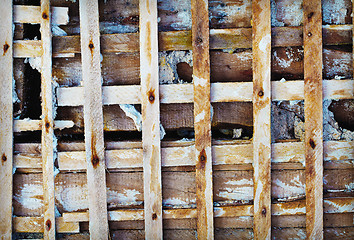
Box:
191, 0, 214, 239
40, 1, 56, 239
303, 1, 324, 239
62, 198, 354, 222
252, 0, 272, 239
14, 120, 74, 132
13, 5, 68, 25
57, 80, 354, 107
79, 0, 109, 239
0, 0, 13, 238
13, 217, 79, 233
139, 0, 163, 239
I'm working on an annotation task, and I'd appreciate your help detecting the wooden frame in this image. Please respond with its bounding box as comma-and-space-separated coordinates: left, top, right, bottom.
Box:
2, 1, 354, 238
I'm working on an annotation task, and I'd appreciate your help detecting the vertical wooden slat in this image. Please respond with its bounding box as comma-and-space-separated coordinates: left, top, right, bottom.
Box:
252, 0, 272, 239
40, 0, 56, 239
303, 0, 324, 239
79, 1, 109, 239
0, 0, 13, 238
139, 0, 163, 239
191, 0, 214, 239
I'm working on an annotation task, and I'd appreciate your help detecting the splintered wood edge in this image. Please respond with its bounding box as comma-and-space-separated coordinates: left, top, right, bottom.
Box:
61, 198, 354, 222
13, 140, 353, 171
14, 5, 69, 25
79, 0, 109, 238
0, 0, 13, 238
191, 0, 214, 238
13, 217, 80, 233
56, 80, 354, 107
13, 25, 351, 57
303, 1, 324, 239
139, 0, 163, 239
252, 0, 272, 238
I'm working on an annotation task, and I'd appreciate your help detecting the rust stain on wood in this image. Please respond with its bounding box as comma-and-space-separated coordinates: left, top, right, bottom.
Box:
3, 42, 9, 55
42, 12, 48, 20
148, 88, 155, 104
45, 219, 51, 231
145, 21, 151, 65
91, 135, 99, 168
1, 153, 7, 162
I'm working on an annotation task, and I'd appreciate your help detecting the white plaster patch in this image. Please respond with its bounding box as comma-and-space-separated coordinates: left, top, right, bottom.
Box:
14, 184, 43, 210
259, 34, 270, 53
56, 185, 88, 212
195, 110, 206, 123
24, 57, 42, 73
107, 188, 140, 206
119, 104, 142, 131
193, 76, 208, 87
218, 179, 253, 200
273, 175, 305, 200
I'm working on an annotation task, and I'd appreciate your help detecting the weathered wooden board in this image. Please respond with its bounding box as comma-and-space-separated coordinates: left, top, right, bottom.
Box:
79, 0, 109, 238
0, 0, 13, 238
303, 1, 324, 238
139, 0, 163, 238
252, 0, 272, 238
40, 0, 56, 238
12, 169, 353, 216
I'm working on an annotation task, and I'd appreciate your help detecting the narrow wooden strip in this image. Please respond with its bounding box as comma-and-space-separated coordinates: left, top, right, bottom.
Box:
50, 25, 351, 56
13, 217, 79, 233
40, 1, 56, 239
139, 1, 163, 239
79, 1, 109, 239
14, 141, 352, 171
252, 0, 272, 238
0, 0, 13, 238
13, 40, 73, 58
57, 80, 354, 107
62, 198, 354, 222
14, 120, 74, 132
191, 0, 214, 238
14, 5, 68, 25
303, 1, 324, 238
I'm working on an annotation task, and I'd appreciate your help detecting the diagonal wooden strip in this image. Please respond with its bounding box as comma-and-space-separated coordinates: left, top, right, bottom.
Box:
56, 80, 354, 107
79, 0, 109, 239
14, 5, 68, 25
252, 0, 272, 239
191, 0, 214, 239
0, 0, 13, 238
303, 1, 324, 239
139, 0, 163, 239
40, 1, 56, 239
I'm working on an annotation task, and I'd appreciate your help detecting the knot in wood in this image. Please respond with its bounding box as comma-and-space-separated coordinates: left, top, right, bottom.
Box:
307, 32, 312, 37
3, 43, 9, 55
42, 12, 48, 20
261, 207, 267, 217
45, 219, 52, 231
2, 154, 7, 162
258, 90, 264, 97
309, 139, 316, 149
152, 213, 157, 220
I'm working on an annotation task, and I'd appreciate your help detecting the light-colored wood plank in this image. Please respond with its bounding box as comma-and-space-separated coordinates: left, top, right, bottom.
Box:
79, 0, 109, 239
191, 0, 214, 238
14, 119, 74, 132
252, 0, 272, 239
139, 0, 163, 239
0, 0, 13, 238
13, 217, 79, 233
62, 198, 354, 222
47, 25, 352, 56
303, 1, 324, 239
57, 80, 354, 107
14, 5, 68, 25
40, 1, 56, 239
12, 140, 352, 171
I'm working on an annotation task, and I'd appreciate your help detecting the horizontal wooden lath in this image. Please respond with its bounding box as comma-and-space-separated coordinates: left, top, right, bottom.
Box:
13, 24, 352, 58
62, 198, 354, 222
13, 5, 68, 25
56, 80, 354, 106
12, 140, 353, 171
